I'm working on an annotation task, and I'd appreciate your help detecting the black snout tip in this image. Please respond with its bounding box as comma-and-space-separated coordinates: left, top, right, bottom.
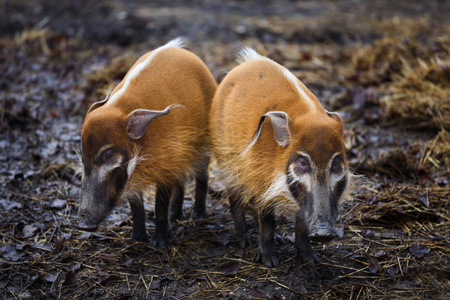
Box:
309, 222, 338, 243
309, 233, 336, 243
77, 219, 99, 232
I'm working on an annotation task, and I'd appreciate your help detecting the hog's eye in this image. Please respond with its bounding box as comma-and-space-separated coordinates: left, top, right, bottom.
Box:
100, 148, 114, 164
331, 155, 343, 174
296, 155, 310, 173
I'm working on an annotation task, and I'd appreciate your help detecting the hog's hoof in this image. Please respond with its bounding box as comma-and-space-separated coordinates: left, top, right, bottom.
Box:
151, 237, 169, 248
296, 248, 319, 267
256, 250, 279, 268
190, 209, 205, 220
131, 231, 149, 243
151, 230, 171, 248
169, 211, 184, 222
236, 235, 251, 249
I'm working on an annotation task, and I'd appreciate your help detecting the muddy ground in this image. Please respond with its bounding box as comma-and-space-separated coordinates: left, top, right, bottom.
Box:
0, 0, 449, 299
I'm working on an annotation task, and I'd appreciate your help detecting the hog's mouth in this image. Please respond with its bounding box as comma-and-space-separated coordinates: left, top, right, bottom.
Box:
77, 213, 101, 231
308, 222, 337, 243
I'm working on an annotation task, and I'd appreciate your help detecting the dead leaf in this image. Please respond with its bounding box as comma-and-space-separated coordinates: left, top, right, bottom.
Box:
284, 234, 295, 243
410, 244, 430, 258
23, 224, 39, 238
196, 275, 206, 281
18, 292, 32, 300
219, 261, 240, 275
387, 266, 399, 276
54, 237, 65, 252
98, 275, 121, 285
51, 199, 67, 209
335, 226, 345, 238
149, 279, 161, 290
368, 261, 379, 274
99, 255, 119, 264
1, 244, 25, 261
63, 270, 77, 285
44, 272, 59, 283
375, 250, 390, 260
361, 229, 375, 238
207, 236, 228, 246
119, 256, 133, 267
417, 194, 429, 207
0, 199, 22, 210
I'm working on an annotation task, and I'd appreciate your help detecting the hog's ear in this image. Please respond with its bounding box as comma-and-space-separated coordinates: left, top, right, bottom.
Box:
264, 111, 291, 147
126, 104, 183, 140
87, 94, 109, 114
326, 110, 343, 125
243, 111, 290, 155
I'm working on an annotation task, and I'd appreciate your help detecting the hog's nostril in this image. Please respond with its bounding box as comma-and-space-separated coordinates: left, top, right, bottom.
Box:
308, 222, 337, 243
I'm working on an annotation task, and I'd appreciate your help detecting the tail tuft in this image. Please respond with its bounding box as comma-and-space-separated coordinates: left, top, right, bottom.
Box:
237, 47, 271, 64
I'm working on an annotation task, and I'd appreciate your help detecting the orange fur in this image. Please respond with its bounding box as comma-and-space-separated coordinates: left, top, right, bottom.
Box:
210, 54, 346, 215
81, 45, 217, 198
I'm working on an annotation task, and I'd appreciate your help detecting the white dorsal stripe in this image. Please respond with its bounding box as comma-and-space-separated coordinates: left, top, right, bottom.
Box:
237, 47, 316, 111
106, 37, 185, 106
281, 69, 316, 110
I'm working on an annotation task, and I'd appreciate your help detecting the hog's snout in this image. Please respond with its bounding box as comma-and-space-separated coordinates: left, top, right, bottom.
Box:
308, 222, 337, 243
77, 217, 99, 232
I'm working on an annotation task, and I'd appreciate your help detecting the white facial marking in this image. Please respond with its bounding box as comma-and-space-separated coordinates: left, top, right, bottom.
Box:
260, 173, 296, 207
328, 152, 346, 189
98, 155, 123, 183
95, 146, 124, 183
127, 155, 138, 177
289, 151, 314, 192
288, 166, 312, 193
73, 146, 84, 180
107, 37, 185, 106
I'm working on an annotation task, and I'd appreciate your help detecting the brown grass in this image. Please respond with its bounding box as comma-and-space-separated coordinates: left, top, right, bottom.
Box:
352, 37, 450, 130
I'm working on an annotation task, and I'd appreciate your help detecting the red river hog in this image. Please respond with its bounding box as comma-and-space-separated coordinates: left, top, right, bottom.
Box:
209, 47, 349, 267
78, 38, 217, 247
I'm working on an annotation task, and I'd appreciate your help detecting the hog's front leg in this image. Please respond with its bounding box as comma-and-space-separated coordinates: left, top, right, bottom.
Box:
295, 213, 319, 265
128, 192, 149, 242
153, 183, 172, 247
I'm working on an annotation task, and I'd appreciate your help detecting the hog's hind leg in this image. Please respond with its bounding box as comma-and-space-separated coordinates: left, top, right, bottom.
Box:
256, 208, 278, 268
169, 181, 185, 222
191, 156, 210, 219
229, 192, 249, 248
